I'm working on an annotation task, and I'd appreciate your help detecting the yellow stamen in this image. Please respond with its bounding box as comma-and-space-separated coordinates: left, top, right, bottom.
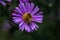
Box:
22, 13, 32, 24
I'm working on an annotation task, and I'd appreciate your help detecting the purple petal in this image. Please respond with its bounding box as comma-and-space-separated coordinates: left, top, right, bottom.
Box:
0, 1, 6, 6
30, 23, 36, 30
30, 22, 39, 30
12, 13, 21, 17
29, 3, 34, 13
31, 6, 39, 15
15, 7, 23, 15
19, 21, 24, 31
24, 23, 31, 32
19, 22, 31, 32
12, 17, 22, 20
19, 21, 24, 26
25, 2, 28, 12
18, 4, 24, 13
13, 17, 22, 24
32, 15, 43, 23
32, 15, 43, 18
20, 2, 27, 12
27, 3, 30, 13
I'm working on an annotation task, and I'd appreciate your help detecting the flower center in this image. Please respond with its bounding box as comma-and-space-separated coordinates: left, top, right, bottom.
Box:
22, 13, 32, 24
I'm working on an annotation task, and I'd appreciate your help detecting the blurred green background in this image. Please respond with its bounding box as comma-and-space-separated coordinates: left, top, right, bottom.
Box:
0, 0, 60, 40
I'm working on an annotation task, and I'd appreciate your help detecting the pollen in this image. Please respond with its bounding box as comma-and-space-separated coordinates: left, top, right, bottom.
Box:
22, 13, 32, 24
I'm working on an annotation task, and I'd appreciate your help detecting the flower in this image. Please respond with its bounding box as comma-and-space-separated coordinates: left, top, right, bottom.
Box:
0, 0, 12, 6
12, 2, 43, 32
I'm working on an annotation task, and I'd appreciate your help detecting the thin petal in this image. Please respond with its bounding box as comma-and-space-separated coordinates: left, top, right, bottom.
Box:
30, 22, 39, 30
20, 2, 26, 12
12, 13, 21, 17
31, 6, 39, 15
19, 21, 24, 31
30, 23, 36, 30
12, 17, 22, 20
30, 3, 34, 13
24, 23, 31, 32
0, 1, 6, 6
19, 21, 24, 27
27, 3, 30, 13
13, 17, 22, 24
15, 7, 23, 15
32, 15, 43, 23
25, 2, 28, 12
19, 22, 31, 32
18, 4, 24, 13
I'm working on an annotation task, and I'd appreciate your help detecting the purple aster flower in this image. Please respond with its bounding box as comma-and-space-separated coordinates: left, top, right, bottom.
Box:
12, 2, 43, 32
0, 0, 12, 6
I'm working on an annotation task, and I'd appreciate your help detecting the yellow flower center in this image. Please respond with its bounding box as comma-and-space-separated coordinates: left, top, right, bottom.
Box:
22, 13, 32, 24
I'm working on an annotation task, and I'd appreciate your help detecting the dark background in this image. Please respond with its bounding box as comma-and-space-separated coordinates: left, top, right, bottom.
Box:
0, 0, 60, 40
